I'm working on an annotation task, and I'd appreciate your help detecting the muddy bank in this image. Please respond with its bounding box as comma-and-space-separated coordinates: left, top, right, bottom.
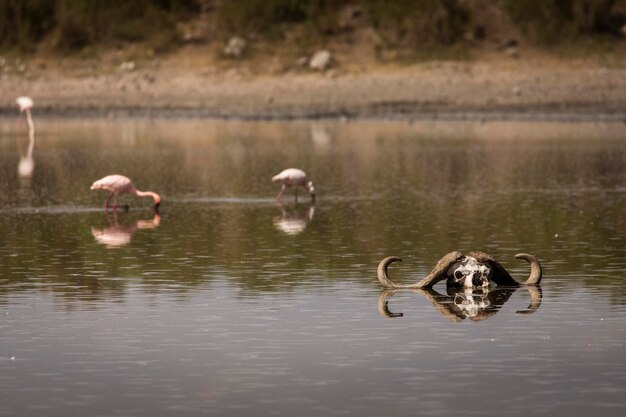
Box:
1, 58, 625, 121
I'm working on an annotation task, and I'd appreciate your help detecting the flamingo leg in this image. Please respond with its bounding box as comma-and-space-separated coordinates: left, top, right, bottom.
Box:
104, 194, 126, 212
275, 185, 287, 201
105, 193, 113, 211
104, 196, 128, 212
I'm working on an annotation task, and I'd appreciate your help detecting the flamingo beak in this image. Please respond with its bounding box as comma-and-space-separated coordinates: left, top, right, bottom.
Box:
154, 202, 161, 213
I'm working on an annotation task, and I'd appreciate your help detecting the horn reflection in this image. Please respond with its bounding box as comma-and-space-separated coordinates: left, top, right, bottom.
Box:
378, 285, 542, 323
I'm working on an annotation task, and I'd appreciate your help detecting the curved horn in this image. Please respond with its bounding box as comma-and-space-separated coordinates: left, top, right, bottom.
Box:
377, 257, 404, 288
468, 251, 543, 287
515, 253, 542, 285
377, 251, 464, 289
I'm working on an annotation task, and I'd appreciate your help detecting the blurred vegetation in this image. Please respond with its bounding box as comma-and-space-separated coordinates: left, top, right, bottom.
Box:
0, 0, 624, 53
217, 0, 344, 37
0, 0, 199, 51
501, 0, 626, 42
364, 0, 469, 45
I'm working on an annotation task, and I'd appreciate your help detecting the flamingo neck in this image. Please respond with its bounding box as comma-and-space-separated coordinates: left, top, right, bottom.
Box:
134, 190, 161, 205
25, 110, 35, 134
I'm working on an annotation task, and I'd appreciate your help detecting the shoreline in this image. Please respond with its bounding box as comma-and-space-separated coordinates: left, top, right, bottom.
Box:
2, 55, 625, 123
1, 110, 625, 123
1, 103, 624, 123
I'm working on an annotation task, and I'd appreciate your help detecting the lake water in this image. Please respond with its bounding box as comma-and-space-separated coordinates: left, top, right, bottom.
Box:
1, 118, 626, 417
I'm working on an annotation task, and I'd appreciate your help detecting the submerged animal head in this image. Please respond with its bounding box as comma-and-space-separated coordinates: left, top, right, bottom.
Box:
447, 256, 492, 288
377, 251, 542, 290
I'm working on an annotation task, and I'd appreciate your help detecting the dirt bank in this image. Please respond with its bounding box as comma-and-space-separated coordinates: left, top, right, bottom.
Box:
1, 52, 625, 121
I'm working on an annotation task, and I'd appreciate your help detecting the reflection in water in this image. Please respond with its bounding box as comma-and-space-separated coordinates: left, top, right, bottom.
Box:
273, 201, 315, 235
378, 286, 542, 322
310, 124, 332, 151
17, 129, 35, 179
16, 124, 35, 180
14, 122, 36, 205
2, 119, 626, 417
91, 212, 161, 248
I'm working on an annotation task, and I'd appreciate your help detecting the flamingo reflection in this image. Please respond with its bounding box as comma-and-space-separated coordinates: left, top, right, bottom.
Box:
17, 124, 35, 180
378, 286, 542, 323
91, 212, 161, 248
273, 200, 315, 235
310, 124, 332, 150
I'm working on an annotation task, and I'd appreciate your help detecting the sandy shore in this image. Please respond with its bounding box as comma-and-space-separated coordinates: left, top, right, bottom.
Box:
1, 55, 625, 121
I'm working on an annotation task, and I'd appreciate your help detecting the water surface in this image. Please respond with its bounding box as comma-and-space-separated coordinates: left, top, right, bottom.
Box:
1, 118, 626, 416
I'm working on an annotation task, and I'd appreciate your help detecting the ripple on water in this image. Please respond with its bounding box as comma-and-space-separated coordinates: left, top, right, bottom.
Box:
0, 206, 104, 214
2, 119, 626, 417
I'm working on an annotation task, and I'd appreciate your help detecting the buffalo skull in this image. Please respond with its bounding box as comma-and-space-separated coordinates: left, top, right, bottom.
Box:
377, 251, 542, 289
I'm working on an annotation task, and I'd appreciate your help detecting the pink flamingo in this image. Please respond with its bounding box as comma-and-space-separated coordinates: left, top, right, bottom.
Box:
90, 174, 161, 211
16, 96, 35, 134
272, 168, 315, 202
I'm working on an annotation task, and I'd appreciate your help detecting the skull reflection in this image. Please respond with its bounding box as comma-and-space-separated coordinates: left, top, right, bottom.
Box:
453, 288, 491, 318
378, 286, 543, 323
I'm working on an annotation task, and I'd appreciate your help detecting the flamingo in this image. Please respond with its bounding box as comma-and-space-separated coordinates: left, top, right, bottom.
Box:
16, 96, 34, 134
90, 174, 161, 211
271, 168, 315, 203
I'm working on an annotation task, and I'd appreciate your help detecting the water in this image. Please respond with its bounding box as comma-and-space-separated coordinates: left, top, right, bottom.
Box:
1, 118, 626, 416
